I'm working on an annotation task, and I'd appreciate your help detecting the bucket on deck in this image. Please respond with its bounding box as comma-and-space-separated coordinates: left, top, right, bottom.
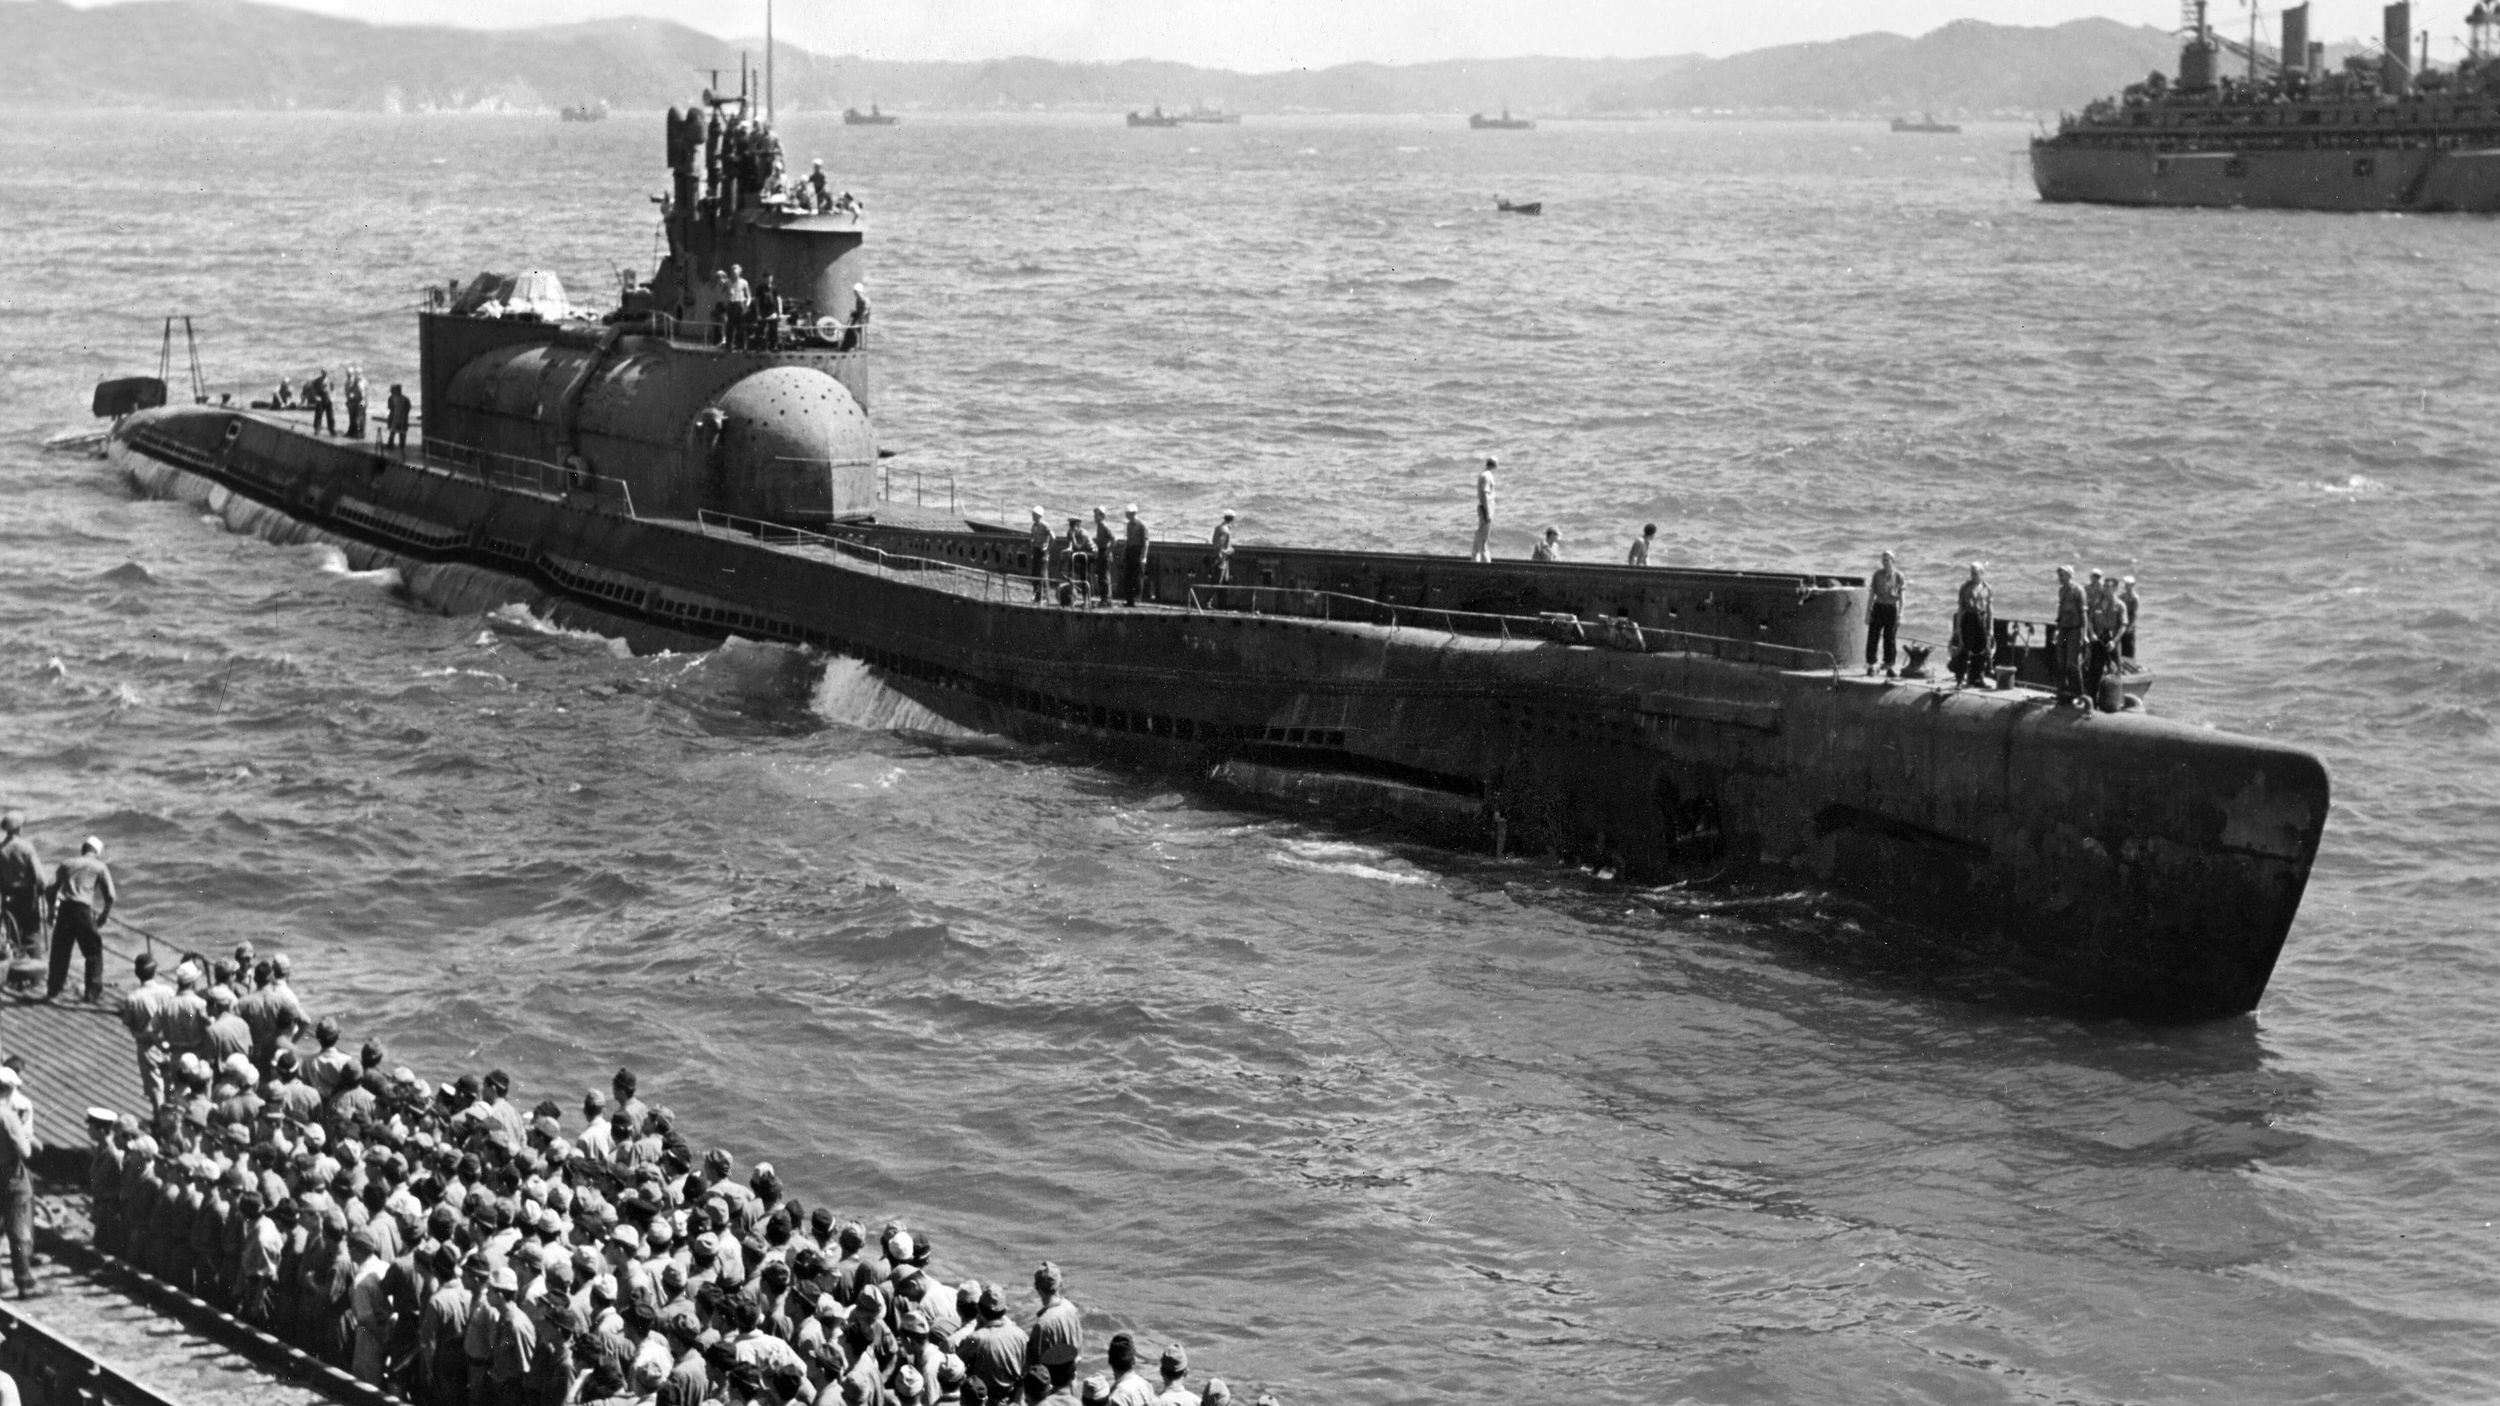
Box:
2097, 675, 2124, 713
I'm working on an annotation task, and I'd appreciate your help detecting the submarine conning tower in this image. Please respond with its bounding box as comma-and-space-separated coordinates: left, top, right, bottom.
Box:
416, 75, 878, 525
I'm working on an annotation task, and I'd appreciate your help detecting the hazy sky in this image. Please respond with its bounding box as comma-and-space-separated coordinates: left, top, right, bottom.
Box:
58, 0, 2242, 68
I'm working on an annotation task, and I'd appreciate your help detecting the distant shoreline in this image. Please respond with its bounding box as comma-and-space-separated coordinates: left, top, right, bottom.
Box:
0, 104, 2045, 122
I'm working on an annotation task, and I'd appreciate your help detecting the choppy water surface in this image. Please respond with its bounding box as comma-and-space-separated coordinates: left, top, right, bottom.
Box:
3, 111, 2497, 1403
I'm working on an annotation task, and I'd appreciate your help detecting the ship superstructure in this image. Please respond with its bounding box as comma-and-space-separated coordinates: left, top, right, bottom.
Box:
2033, 1, 2500, 210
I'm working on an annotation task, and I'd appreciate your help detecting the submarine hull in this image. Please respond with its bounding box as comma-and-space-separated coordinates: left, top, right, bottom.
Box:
111, 405, 2326, 1020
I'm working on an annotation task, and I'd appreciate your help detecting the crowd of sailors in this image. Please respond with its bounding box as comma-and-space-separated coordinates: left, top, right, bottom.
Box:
1868, 555, 2140, 708
68, 942, 1264, 1406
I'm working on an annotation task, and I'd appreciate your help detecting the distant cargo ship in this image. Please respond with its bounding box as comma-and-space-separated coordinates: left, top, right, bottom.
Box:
843, 103, 899, 126
1470, 108, 1535, 130
1126, 106, 1183, 128
2032, 0, 2500, 211
1176, 102, 1242, 124
1891, 114, 1960, 133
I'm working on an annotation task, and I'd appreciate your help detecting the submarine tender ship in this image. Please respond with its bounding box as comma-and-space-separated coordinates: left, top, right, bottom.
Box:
103, 80, 2328, 1020
2033, 1, 2500, 211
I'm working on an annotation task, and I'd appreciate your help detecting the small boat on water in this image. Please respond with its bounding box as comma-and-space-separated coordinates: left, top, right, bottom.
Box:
1890, 113, 1960, 133
1126, 105, 1182, 128
1495, 196, 1543, 215
1470, 107, 1535, 130
843, 103, 899, 126
560, 101, 609, 123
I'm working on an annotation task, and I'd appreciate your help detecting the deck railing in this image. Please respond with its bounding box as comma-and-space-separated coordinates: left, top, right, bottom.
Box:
692, 511, 1838, 672
416, 437, 637, 518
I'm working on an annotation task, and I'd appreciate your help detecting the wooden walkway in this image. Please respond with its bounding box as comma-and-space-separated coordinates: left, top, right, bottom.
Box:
0, 976, 149, 1167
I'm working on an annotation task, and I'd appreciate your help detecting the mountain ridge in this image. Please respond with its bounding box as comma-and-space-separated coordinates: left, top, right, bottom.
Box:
10, 0, 2180, 116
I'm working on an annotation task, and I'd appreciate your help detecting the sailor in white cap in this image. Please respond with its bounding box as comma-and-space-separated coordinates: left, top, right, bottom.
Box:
841, 282, 872, 351
1090, 507, 1115, 601
45, 836, 114, 1005
1119, 504, 1150, 606
1211, 510, 1237, 586
1029, 507, 1055, 602
0, 1059, 36, 1297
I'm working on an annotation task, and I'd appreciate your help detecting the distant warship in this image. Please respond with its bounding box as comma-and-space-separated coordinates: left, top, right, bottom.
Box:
96, 69, 2329, 1020
2033, 1, 2500, 210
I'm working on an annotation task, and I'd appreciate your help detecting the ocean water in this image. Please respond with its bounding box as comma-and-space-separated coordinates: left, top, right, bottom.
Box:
2, 109, 2497, 1403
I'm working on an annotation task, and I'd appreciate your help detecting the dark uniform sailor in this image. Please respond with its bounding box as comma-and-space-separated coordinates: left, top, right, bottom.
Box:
1090, 508, 1114, 603
1865, 551, 1904, 676
1063, 518, 1092, 605
306, 369, 335, 436
1118, 505, 1150, 606
0, 813, 40, 960
384, 384, 412, 453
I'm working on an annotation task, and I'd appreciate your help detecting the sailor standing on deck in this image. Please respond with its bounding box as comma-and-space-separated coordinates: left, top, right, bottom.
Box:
839, 283, 872, 352
2052, 565, 2088, 704
708, 270, 733, 345
2119, 576, 2140, 660
1865, 551, 1905, 677
1470, 458, 1497, 562
0, 1064, 39, 1299
1210, 511, 1236, 586
725, 266, 754, 350
1953, 563, 1993, 688
0, 814, 40, 961
1063, 517, 1092, 606
1532, 527, 1561, 562
2086, 569, 2127, 709
1029, 508, 1054, 603
121, 952, 176, 1109
385, 384, 412, 455
344, 366, 368, 440
306, 370, 336, 436
1090, 508, 1115, 604
1118, 505, 1150, 607
1627, 522, 1658, 567
43, 837, 113, 1005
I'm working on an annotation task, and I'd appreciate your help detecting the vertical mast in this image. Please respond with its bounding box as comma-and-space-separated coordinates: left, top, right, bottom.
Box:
766, 0, 775, 124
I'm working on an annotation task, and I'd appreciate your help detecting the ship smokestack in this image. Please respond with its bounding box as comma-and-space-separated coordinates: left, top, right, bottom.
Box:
2384, 2, 2413, 92
2281, 4, 2310, 79
2179, 0, 2218, 89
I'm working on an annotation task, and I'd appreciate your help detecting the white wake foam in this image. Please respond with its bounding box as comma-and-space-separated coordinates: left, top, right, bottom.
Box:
810, 656, 982, 737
